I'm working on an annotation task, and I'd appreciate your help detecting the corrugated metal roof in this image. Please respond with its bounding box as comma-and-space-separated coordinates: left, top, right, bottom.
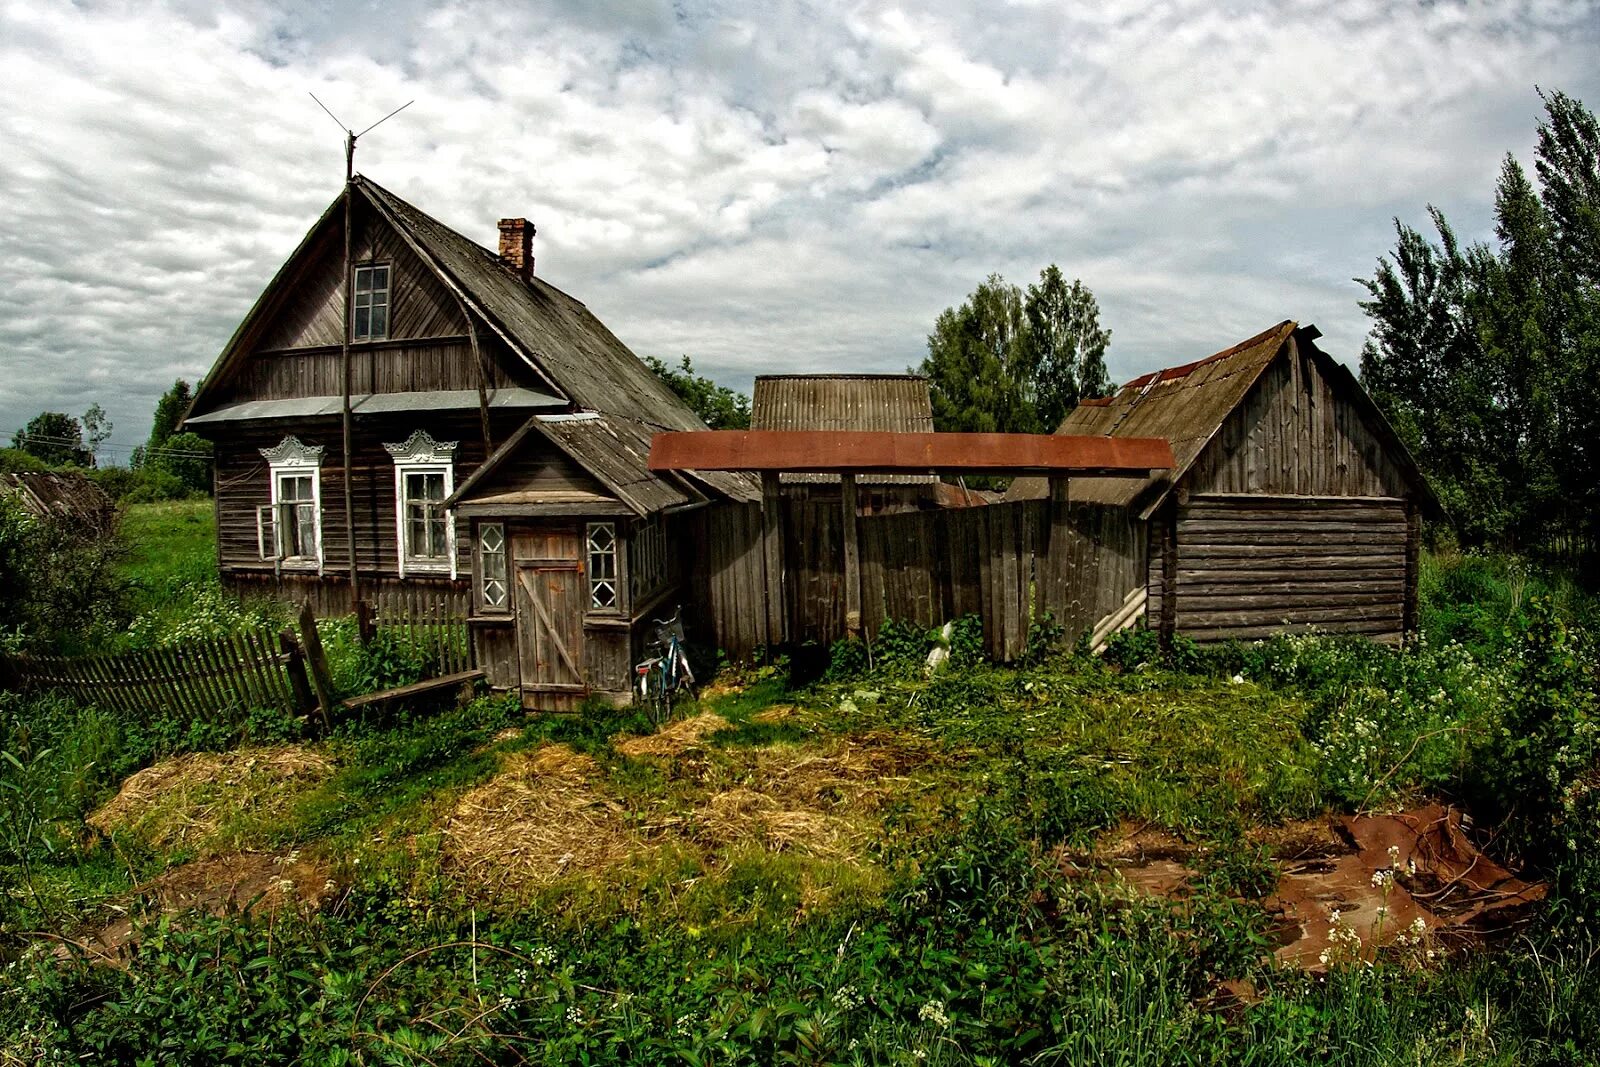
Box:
1006, 321, 1297, 512
1, 471, 114, 526
752, 374, 935, 485
185, 387, 564, 424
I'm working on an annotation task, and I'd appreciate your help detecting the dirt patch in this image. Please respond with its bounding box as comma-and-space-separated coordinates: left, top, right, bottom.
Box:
60, 851, 340, 966
440, 744, 636, 894
1267, 804, 1545, 970
87, 745, 333, 851
615, 712, 734, 758
751, 704, 802, 725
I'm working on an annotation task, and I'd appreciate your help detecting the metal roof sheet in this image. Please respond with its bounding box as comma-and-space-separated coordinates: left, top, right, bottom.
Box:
648, 430, 1173, 475
185, 387, 563, 424
751, 373, 935, 485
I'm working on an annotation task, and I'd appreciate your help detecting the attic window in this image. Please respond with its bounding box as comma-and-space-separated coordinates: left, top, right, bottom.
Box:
353, 263, 390, 341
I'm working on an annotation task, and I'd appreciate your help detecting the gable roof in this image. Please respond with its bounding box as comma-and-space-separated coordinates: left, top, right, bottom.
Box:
187, 176, 705, 433
1007, 321, 1439, 518
0, 470, 114, 529
752, 373, 936, 485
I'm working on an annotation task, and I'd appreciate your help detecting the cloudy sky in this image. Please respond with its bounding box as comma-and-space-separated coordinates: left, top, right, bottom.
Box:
2, 0, 1598, 456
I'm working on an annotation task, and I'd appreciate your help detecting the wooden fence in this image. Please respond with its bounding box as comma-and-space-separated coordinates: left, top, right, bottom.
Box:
359, 584, 474, 677
0, 628, 315, 722
698, 497, 1148, 662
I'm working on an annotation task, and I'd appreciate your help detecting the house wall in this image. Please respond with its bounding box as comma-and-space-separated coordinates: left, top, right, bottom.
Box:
1163, 341, 1418, 644
212, 409, 527, 603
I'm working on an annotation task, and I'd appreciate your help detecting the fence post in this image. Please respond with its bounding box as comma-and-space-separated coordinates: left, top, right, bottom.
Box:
295, 602, 338, 728
355, 598, 375, 647
279, 628, 317, 718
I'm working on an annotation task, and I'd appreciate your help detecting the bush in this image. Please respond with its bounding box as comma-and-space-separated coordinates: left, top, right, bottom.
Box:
89, 465, 195, 503
0, 493, 127, 652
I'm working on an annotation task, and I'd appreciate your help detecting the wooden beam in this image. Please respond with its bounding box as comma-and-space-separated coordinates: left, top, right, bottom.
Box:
841, 472, 861, 636
761, 472, 786, 649
297, 601, 337, 729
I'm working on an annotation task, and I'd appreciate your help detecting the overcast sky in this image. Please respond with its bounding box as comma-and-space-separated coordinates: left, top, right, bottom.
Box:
2, 0, 1598, 458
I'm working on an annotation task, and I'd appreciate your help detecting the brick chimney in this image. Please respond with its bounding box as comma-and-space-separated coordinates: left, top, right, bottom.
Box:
497, 218, 535, 279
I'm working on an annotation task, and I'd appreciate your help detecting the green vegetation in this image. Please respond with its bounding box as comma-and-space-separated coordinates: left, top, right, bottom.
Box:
645, 355, 753, 429
2, 530, 1596, 1062
1359, 88, 1600, 557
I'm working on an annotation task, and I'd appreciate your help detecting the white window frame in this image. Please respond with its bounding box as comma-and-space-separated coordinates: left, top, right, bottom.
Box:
385, 430, 458, 579
257, 436, 325, 574
586, 521, 620, 612
478, 522, 508, 612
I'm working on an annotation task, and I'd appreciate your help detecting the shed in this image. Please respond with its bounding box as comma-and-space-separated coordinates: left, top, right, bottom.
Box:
750, 374, 936, 510
1006, 321, 1440, 644
0, 471, 114, 532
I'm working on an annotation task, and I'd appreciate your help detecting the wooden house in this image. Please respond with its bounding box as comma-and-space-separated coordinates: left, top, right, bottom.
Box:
184, 176, 754, 707
750, 374, 937, 513
1007, 321, 1440, 644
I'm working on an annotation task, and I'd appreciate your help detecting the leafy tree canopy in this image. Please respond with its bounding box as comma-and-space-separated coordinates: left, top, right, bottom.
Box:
1358, 88, 1600, 556
646, 355, 752, 430
916, 267, 1112, 434
11, 412, 88, 467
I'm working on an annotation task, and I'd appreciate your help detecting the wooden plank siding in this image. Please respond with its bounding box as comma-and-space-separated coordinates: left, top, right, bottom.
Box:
1171, 495, 1408, 642
214, 409, 528, 595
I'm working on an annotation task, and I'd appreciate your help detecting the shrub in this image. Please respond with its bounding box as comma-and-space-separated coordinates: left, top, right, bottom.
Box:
0, 493, 128, 652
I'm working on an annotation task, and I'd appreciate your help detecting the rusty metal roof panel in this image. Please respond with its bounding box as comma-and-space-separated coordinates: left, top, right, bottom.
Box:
1006, 321, 1295, 508
649, 430, 1173, 476
752, 374, 935, 485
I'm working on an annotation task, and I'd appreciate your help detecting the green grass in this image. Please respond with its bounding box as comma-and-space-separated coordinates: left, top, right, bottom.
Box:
116, 499, 216, 603
3, 541, 1598, 1063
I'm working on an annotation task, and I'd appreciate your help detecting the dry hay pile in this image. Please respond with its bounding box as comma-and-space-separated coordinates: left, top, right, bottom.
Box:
440, 744, 635, 894
87, 745, 333, 851
685, 733, 933, 860
614, 712, 733, 758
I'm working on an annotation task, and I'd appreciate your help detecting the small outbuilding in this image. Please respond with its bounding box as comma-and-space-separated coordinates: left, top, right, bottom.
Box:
0, 470, 115, 532
750, 374, 938, 513
1007, 321, 1441, 644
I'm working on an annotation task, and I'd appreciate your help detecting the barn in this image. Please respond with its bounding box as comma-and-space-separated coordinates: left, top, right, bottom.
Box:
1007, 321, 1441, 644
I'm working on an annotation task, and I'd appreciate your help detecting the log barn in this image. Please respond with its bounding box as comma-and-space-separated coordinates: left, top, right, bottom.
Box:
183, 176, 754, 708
1007, 321, 1441, 644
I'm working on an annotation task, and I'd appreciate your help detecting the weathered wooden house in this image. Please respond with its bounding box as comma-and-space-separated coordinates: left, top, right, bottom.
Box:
184, 176, 754, 707
750, 374, 938, 512
1007, 321, 1440, 644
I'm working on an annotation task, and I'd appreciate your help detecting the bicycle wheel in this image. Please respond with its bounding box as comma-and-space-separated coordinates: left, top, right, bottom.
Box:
651, 662, 670, 724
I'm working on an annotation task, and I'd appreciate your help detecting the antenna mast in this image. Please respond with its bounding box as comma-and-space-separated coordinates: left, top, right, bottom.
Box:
309, 93, 413, 612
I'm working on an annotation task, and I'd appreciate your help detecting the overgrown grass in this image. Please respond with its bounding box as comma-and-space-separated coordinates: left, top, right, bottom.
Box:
2, 548, 1597, 1063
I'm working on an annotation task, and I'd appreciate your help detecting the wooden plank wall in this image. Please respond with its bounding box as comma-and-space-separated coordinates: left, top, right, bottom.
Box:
1172, 494, 1408, 642
1038, 502, 1148, 643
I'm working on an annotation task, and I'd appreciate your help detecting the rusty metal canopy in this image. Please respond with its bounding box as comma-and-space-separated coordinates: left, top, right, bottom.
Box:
648, 431, 1173, 476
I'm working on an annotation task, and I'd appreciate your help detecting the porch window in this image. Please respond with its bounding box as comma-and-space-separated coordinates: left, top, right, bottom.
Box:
352, 263, 390, 341
587, 522, 617, 610
385, 430, 458, 578
629, 516, 666, 602
257, 435, 325, 573
479, 523, 508, 610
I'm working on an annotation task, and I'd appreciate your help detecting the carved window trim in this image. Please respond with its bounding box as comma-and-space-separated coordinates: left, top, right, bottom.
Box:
477, 522, 508, 612
258, 435, 325, 574
386, 430, 458, 579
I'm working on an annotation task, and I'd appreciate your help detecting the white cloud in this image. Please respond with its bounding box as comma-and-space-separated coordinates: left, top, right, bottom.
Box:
1, 0, 1597, 454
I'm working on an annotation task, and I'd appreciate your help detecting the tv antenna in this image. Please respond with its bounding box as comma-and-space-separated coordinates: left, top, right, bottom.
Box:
308, 91, 413, 611
309, 92, 413, 181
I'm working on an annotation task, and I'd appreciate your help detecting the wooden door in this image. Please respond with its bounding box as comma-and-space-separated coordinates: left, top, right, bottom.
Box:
512, 526, 586, 703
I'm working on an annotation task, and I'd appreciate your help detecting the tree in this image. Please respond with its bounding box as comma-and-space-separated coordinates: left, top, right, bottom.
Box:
1358, 88, 1600, 556
11, 412, 88, 467
149, 431, 213, 496
645, 356, 751, 430
140, 379, 194, 463
918, 268, 1112, 434
81, 403, 112, 465
1024, 266, 1112, 431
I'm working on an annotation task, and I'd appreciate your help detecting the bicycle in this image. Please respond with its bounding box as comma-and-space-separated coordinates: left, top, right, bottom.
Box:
634, 606, 695, 723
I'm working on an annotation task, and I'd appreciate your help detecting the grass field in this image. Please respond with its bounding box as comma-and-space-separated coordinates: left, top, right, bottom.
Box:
2, 508, 1597, 1064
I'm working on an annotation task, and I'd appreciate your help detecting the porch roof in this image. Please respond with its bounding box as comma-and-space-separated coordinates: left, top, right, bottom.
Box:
647, 431, 1174, 477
